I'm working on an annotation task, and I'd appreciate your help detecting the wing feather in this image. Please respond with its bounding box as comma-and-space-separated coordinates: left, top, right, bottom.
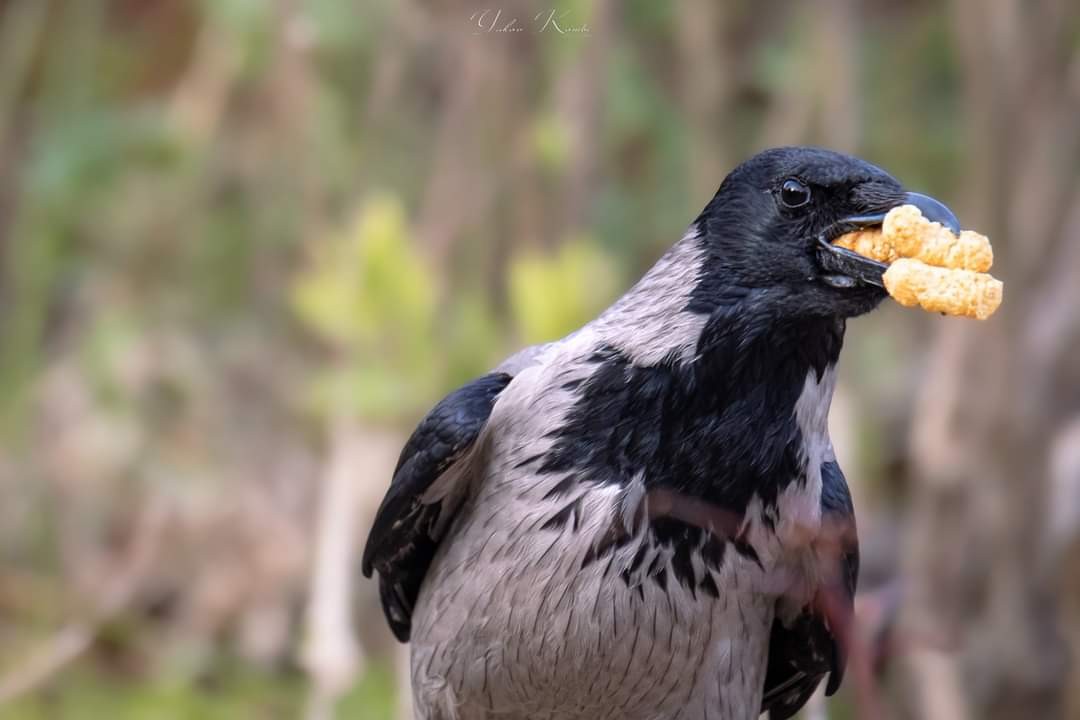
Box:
362, 371, 512, 641
761, 459, 859, 718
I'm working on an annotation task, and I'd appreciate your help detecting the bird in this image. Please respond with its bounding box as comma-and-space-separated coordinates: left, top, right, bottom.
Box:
362, 146, 961, 720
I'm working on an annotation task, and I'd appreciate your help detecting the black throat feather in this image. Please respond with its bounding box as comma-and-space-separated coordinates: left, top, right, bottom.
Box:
534, 234, 846, 590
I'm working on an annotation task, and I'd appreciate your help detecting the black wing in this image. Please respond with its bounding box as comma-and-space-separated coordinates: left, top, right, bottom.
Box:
361, 372, 512, 641
761, 459, 859, 719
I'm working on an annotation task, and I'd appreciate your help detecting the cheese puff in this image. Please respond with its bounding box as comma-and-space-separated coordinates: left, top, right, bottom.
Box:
882, 205, 993, 272
831, 229, 899, 264
882, 258, 1003, 320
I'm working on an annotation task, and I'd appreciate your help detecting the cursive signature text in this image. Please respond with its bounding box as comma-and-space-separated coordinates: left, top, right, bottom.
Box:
470, 8, 590, 35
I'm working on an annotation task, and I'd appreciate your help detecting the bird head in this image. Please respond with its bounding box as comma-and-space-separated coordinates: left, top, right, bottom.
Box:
692, 146, 959, 319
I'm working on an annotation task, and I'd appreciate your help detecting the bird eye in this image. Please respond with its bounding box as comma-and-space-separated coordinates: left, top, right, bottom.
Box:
780, 179, 811, 208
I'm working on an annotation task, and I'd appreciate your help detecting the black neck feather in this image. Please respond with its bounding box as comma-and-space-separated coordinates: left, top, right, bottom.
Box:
538, 300, 845, 513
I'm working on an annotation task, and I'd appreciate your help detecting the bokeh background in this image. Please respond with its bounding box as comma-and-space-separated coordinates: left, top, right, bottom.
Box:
1, 0, 1079, 718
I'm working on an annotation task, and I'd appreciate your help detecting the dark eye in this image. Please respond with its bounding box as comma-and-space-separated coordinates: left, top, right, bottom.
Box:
780, 178, 811, 208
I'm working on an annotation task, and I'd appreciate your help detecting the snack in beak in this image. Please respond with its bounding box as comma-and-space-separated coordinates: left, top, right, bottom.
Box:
832, 204, 1003, 320
880, 204, 993, 272
831, 229, 901, 264
882, 258, 1003, 320
833, 205, 993, 272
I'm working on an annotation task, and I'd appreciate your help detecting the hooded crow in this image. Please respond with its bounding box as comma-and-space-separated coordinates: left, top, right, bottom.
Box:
362, 147, 960, 720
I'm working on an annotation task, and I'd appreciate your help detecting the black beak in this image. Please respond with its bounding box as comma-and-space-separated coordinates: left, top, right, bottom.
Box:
816, 192, 961, 288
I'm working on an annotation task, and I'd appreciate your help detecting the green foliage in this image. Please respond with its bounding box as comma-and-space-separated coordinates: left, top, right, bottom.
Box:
291, 193, 511, 420
338, 663, 396, 720
293, 194, 435, 353
199, 0, 274, 75
595, 41, 692, 263
441, 292, 505, 387
0, 670, 297, 720
0, 663, 396, 720
292, 208, 622, 419
529, 113, 572, 176
0, 106, 181, 436
291, 193, 445, 420
509, 237, 618, 344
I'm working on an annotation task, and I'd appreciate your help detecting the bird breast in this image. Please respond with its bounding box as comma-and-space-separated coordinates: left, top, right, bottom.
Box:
409, 474, 778, 720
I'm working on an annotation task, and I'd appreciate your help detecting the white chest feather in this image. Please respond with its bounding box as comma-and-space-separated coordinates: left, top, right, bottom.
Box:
782, 366, 837, 543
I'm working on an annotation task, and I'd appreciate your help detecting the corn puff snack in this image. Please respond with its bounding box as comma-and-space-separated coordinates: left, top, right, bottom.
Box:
833, 205, 993, 272
832, 204, 1003, 320
883, 259, 1003, 321
881, 205, 993, 272
831, 229, 901, 264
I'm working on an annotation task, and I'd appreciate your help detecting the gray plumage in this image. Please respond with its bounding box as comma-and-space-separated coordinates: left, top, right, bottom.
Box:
381, 232, 835, 719
363, 148, 954, 719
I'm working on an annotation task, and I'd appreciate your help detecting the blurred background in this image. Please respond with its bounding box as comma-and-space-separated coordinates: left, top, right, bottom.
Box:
1, 0, 1079, 718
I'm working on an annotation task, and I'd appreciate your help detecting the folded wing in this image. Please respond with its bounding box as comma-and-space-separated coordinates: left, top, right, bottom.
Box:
361, 371, 512, 641
761, 460, 859, 719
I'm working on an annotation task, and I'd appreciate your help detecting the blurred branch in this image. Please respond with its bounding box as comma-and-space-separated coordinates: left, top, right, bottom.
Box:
759, 9, 815, 149
365, 0, 434, 125
814, 0, 858, 153
166, 14, 242, 145
415, 26, 494, 269
676, 0, 732, 201
557, 0, 612, 232
906, 649, 971, 720
902, 3, 1079, 718
1044, 418, 1080, 719
1022, 190, 1080, 422
0, 0, 48, 153
302, 418, 364, 720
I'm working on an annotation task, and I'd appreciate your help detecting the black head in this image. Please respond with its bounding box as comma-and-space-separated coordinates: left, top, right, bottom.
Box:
690, 146, 959, 319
